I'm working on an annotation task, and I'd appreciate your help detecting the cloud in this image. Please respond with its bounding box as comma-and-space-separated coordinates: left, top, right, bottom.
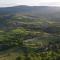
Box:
39, 2, 60, 6
0, 0, 60, 7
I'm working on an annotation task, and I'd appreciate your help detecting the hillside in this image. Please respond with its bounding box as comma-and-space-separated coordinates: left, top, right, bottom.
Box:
0, 6, 60, 60
0, 6, 60, 18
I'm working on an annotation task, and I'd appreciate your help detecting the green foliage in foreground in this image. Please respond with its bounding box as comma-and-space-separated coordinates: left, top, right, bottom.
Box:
15, 51, 60, 60
0, 28, 60, 60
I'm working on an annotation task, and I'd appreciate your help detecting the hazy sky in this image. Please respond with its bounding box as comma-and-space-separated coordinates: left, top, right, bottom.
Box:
0, 0, 60, 7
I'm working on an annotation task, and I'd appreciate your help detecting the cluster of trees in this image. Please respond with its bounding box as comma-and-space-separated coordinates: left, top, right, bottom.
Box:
0, 16, 60, 60
0, 28, 42, 51
16, 51, 60, 60
0, 28, 60, 60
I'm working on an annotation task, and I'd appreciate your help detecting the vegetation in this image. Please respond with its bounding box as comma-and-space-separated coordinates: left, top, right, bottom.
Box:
0, 15, 60, 60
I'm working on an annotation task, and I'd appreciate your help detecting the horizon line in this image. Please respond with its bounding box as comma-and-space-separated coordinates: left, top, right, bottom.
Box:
0, 5, 60, 8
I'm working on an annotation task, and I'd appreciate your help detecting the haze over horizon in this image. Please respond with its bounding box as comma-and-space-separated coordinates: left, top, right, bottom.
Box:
0, 0, 60, 7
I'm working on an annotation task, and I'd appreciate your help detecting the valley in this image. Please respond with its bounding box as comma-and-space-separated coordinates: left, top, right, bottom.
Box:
0, 6, 60, 60
0, 14, 60, 60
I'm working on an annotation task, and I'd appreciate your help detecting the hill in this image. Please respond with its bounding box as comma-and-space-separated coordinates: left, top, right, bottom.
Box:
0, 5, 60, 60
0, 6, 60, 18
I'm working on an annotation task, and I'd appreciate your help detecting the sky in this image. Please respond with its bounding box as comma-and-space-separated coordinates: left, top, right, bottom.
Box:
0, 0, 60, 7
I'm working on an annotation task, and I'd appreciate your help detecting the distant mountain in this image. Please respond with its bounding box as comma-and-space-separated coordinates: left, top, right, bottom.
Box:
0, 5, 60, 32
0, 5, 60, 21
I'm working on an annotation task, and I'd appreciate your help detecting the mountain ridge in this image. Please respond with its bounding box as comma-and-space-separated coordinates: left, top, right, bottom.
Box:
0, 5, 60, 21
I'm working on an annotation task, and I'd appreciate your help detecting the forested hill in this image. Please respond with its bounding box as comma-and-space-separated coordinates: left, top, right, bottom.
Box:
0, 6, 60, 60
0, 6, 60, 18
